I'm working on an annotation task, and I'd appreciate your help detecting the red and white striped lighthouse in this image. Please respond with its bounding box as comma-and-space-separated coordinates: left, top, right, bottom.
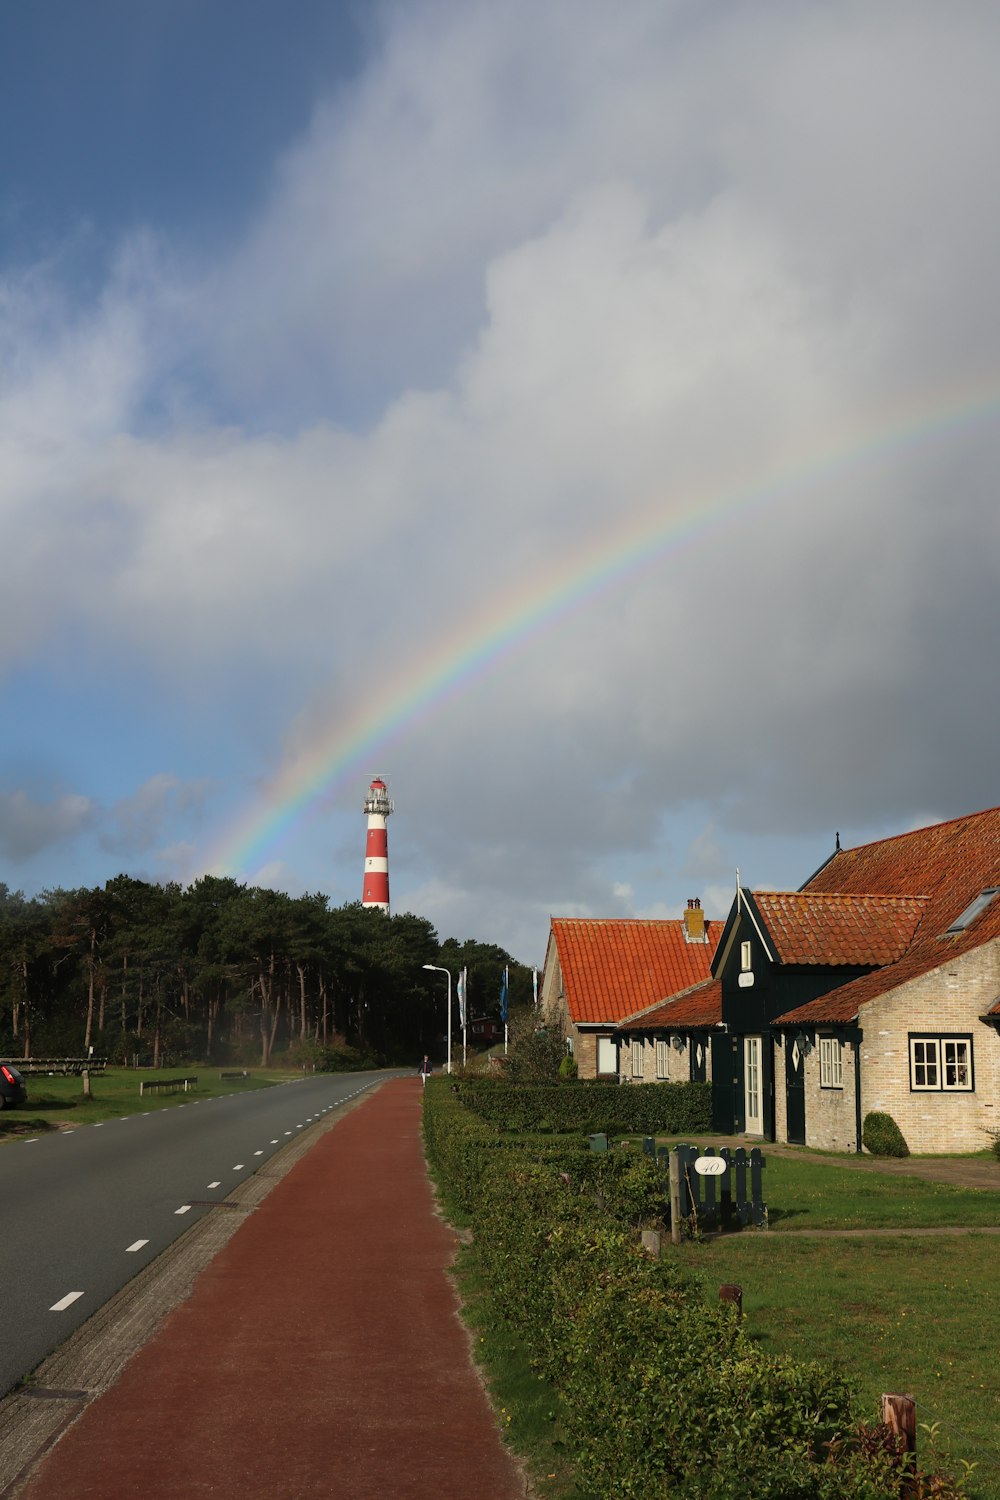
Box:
362, 775, 393, 913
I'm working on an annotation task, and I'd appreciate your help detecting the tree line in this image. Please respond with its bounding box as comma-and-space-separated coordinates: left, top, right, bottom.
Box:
0, 874, 529, 1069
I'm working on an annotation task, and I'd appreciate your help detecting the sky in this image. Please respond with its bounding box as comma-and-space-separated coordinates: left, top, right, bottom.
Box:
3, 0, 1000, 966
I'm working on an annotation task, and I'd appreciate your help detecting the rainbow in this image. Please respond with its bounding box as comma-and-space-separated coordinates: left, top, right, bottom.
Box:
197, 383, 1000, 882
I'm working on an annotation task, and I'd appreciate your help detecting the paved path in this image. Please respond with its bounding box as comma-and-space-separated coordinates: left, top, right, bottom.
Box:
9, 1078, 526, 1500
756, 1140, 1000, 1191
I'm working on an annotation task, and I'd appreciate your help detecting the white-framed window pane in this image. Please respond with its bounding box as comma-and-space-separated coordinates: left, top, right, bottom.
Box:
655, 1038, 669, 1078
819, 1037, 843, 1089
943, 1039, 971, 1090
740, 941, 752, 971
631, 1040, 643, 1078
597, 1035, 617, 1075
911, 1038, 940, 1090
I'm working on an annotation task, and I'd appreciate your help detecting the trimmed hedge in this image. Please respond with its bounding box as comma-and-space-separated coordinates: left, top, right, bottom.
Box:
454, 1077, 711, 1135
424, 1081, 962, 1500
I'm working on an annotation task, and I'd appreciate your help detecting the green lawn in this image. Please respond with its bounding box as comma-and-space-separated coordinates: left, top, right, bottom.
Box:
0, 1065, 300, 1134
673, 1229, 999, 1497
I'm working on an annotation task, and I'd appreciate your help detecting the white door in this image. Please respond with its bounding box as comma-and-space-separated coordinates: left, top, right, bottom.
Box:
744, 1036, 763, 1134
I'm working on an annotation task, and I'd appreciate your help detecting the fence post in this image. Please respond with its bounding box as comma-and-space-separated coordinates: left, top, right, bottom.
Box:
719, 1283, 743, 1318
669, 1148, 682, 1244
882, 1392, 916, 1453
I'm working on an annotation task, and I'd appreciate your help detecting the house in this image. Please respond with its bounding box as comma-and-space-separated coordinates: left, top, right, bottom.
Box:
616, 977, 722, 1086
538, 901, 720, 1078
709, 807, 1000, 1153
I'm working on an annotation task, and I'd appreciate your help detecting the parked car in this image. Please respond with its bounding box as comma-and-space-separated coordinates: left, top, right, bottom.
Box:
0, 1064, 28, 1109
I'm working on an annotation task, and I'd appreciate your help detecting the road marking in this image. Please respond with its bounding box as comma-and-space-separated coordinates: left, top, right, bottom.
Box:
93, 1122, 104, 1128
233, 1164, 245, 1171
175, 1205, 192, 1215
207, 1180, 221, 1189
284, 1131, 292, 1136
23, 1138, 39, 1144
270, 1139, 279, 1144
254, 1150, 264, 1156
50, 1292, 84, 1312
295, 1124, 303, 1130
126, 1240, 149, 1253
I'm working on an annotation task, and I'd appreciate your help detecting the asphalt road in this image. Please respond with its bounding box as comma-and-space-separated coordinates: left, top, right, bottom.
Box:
0, 1071, 394, 1398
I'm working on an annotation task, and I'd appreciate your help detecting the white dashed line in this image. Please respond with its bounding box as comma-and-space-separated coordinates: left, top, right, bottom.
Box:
50, 1292, 84, 1312
270, 1139, 279, 1144
207, 1180, 222, 1189
233, 1164, 245, 1171
254, 1150, 264, 1156
126, 1240, 149, 1253
175, 1205, 192, 1215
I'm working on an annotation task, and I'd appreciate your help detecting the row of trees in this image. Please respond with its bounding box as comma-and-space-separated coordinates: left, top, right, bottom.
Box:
0, 875, 530, 1069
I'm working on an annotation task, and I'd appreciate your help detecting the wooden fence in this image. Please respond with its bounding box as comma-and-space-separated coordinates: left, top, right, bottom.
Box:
1, 1057, 108, 1076
643, 1140, 768, 1230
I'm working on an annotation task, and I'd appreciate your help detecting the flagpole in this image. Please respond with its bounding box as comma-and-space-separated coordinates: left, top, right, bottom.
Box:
462, 967, 468, 1068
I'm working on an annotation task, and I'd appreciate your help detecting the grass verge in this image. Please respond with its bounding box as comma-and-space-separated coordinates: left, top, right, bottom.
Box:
0, 1065, 301, 1135
673, 1230, 998, 1498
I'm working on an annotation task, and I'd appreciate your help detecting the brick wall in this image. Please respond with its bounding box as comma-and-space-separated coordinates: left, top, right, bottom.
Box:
791, 942, 1000, 1153
615, 1033, 713, 1085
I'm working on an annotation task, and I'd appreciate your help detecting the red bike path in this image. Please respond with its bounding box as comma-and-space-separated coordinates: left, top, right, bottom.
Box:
13, 1078, 526, 1500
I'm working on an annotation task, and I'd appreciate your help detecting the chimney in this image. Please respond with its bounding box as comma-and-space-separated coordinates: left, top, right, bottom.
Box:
683, 897, 706, 944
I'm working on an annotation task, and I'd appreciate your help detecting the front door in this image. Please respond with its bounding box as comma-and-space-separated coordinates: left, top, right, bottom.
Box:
744, 1035, 763, 1135
785, 1034, 806, 1144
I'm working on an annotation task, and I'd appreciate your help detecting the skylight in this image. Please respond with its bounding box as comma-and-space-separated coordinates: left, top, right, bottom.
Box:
945, 888, 999, 935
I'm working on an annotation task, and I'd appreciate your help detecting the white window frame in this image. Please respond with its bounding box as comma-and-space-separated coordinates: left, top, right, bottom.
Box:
909, 1034, 973, 1092
596, 1035, 617, 1076
740, 940, 752, 971
819, 1036, 843, 1089
631, 1040, 643, 1079
655, 1038, 669, 1079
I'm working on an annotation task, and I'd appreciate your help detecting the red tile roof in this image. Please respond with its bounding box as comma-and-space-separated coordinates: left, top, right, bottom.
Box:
618, 978, 722, 1031
775, 805, 1000, 1025
752, 891, 927, 966
549, 917, 719, 1026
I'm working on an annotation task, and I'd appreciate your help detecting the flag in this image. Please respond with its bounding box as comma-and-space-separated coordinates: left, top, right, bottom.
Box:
457, 968, 467, 1030
532, 967, 538, 1007
500, 964, 508, 1023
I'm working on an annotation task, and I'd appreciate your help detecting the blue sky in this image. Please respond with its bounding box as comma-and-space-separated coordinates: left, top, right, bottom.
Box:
3, 1, 1000, 963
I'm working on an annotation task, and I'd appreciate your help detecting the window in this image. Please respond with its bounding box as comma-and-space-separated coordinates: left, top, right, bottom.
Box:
631, 1040, 643, 1078
945, 889, 999, 934
909, 1035, 973, 1092
819, 1036, 843, 1089
740, 940, 752, 971
596, 1035, 617, 1076
655, 1038, 669, 1078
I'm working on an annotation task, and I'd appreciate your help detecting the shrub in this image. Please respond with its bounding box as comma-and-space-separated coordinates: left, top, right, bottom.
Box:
455, 1078, 711, 1135
862, 1111, 910, 1158
558, 1053, 578, 1080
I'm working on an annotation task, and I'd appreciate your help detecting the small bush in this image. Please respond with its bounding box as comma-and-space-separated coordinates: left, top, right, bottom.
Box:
558, 1053, 578, 1080
862, 1111, 910, 1158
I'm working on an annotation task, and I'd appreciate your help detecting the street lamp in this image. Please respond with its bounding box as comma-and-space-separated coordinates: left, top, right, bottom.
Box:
422, 964, 453, 1075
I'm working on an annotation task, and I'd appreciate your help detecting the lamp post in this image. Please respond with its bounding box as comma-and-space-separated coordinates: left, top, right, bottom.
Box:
422, 964, 453, 1075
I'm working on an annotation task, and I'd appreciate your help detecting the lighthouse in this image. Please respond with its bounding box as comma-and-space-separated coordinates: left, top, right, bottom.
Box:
362, 775, 393, 912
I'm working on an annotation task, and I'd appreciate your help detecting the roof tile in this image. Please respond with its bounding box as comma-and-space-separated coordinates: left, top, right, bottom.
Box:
550, 918, 719, 1026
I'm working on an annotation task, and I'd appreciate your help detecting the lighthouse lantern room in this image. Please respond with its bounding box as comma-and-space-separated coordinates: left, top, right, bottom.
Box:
362, 776, 393, 913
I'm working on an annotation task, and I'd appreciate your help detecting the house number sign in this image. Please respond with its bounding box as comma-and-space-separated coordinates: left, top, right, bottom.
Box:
693, 1156, 728, 1176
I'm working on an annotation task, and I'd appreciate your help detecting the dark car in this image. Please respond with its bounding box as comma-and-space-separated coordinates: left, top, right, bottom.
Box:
0, 1064, 28, 1109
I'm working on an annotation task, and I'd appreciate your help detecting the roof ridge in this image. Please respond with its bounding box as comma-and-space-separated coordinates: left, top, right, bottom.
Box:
831, 804, 1000, 858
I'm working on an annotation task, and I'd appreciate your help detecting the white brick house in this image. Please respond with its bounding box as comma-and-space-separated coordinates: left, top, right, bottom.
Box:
714, 807, 1000, 1154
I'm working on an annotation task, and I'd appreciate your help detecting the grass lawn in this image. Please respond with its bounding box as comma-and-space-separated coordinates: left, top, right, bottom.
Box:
0, 1065, 301, 1135
673, 1230, 999, 1497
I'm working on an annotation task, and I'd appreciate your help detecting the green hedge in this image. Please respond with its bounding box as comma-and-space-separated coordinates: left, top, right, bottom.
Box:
454, 1078, 711, 1135
423, 1082, 958, 1500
